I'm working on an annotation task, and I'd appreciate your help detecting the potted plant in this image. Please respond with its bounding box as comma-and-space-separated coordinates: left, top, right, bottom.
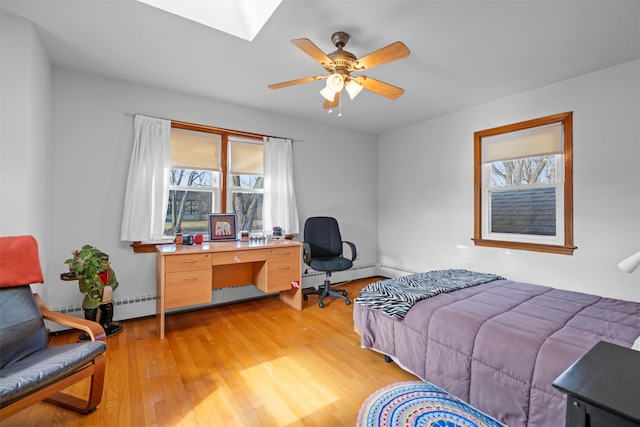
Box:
63, 244, 123, 338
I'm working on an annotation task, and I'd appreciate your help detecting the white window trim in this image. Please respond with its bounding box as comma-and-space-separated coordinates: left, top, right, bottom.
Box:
481, 154, 565, 246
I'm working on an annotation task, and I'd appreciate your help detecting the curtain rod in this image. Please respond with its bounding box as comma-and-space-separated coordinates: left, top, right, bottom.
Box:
124, 112, 302, 142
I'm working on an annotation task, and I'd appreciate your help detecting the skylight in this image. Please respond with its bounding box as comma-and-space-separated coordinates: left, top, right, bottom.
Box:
136, 0, 282, 41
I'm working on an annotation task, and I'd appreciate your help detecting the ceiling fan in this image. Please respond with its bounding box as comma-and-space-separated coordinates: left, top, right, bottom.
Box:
268, 31, 410, 109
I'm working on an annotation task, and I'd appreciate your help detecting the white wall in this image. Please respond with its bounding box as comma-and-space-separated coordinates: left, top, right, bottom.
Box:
0, 14, 52, 295
378, 60, 640, 302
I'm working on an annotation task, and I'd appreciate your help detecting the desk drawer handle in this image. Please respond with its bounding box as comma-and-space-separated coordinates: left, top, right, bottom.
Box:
278, 251, 290, 255
181, 259, 198, 263
182, 277, 197, 281
278, 266, 290, 270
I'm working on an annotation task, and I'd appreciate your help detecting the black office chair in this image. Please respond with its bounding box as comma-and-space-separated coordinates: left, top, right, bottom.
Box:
302, 217, 357, 308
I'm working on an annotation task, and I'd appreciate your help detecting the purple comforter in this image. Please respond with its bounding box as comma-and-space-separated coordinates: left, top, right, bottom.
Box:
353, 278, 640, 426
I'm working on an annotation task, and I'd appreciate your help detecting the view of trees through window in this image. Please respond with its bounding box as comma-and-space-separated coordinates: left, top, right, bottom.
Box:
488, 155, 559, 236
486, 154, 561, 238
490, 156, 556, 186
230, 175, 263, 232
165, 169, 216, 235
165, 170, 265, 237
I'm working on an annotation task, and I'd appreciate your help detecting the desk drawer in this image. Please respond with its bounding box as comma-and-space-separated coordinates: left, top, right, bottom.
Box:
267, 247, 300, 263
266, 260, 300, 292
165, 269, 212, 309
211, 249, 267, 266
165, 253, 211, 272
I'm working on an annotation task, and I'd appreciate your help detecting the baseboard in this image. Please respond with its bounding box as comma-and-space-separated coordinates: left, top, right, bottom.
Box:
376, 264, 419, 278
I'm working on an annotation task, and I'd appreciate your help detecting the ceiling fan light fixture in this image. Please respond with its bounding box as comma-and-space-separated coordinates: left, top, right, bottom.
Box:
320, 86, 336, 102
345, 79, 363, 100
325, 73, 344, 92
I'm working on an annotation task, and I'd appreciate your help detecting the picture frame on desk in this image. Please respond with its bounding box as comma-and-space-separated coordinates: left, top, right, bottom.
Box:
208, 213, 237, 241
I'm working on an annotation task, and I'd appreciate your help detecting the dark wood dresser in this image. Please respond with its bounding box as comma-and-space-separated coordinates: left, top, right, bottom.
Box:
553, 340, 640, 426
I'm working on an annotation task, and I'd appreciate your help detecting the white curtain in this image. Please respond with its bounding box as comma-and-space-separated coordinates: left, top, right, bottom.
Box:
263, 137, 300, 235
120, 115, 171, 241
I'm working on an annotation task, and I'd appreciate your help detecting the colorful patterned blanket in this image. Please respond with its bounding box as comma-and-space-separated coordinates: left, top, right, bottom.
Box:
355, 269, 504, 320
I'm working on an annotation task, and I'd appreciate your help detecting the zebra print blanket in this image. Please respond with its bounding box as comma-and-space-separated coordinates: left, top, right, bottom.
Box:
355, 269, 504, 320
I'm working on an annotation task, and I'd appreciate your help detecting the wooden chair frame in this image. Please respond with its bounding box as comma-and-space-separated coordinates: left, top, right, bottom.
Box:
0, 294, 107, 420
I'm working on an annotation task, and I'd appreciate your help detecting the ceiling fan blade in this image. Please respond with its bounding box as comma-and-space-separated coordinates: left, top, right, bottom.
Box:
353, 41, 410, 71
323, 91, 341, 109
291, 38, 333, 67
353, 76, 405, 100
268, 75, 327, 90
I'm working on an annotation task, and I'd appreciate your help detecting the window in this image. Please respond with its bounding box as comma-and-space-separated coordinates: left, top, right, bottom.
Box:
166, 128, 221, 237
165, 123, 264, 239
228, 138, 264, 232
473, 112, 576, 255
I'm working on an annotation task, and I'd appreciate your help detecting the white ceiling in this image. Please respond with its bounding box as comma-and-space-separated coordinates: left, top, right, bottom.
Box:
2, 0, 639, 135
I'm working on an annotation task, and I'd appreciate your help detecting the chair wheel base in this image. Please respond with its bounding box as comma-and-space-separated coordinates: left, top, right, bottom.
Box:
304, 280, 350, 308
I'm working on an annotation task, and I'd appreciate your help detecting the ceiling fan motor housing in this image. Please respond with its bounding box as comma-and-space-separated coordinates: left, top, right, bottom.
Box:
326, 32, 356, 77
327, 50, 356, 75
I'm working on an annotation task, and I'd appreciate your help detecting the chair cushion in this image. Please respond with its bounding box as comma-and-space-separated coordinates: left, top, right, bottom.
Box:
0, 236, 44, 287
0, 287, 48, 369
0, 341, 106, 407
309, 256, 353, 272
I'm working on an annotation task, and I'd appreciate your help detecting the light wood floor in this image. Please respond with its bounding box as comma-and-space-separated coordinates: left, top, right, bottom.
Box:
5, 277, 417, 426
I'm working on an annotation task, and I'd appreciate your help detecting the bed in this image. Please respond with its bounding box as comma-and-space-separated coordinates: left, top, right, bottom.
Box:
353, 269, 640, 427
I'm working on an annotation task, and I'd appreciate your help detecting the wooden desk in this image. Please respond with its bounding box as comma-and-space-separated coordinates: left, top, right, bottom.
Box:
156, 239, 302, 340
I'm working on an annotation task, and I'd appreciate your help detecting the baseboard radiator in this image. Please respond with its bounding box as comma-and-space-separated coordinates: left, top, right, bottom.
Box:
376, 264, 419, 278
53, 293, 158, 316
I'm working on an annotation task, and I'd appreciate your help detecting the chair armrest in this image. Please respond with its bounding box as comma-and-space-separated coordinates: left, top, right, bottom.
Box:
34, 293, 107, 342
343, 241, 357, 262
303, 242, 312, 266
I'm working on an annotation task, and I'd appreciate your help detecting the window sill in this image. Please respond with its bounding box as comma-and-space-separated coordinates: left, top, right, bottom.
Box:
472, 238, 577, 255
130, 241, 171, 253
